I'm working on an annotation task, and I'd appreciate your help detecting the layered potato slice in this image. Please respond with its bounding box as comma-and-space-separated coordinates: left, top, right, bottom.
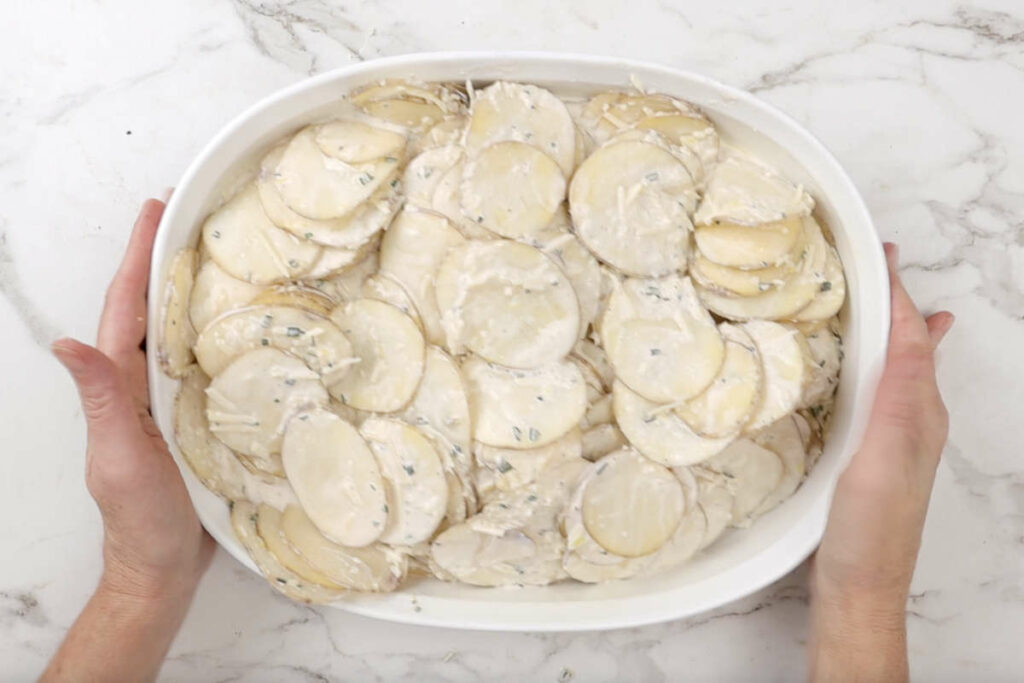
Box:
429, 158, 499, 240
694, 215, 803, 269
280, 504, 406, 591
569, 139, 695, 277
435, 240, 579, 368
460, 141, 566, 239
474, 428, 582, 504
273, 126, 401, 221
231, 501, 346, 603
248, 284, 336, 316
359, 417, 449, 546
327, 299, 425, 412
580, 423, 628, 462
159, 247, 197, 378
601, 275, 724, 403
188, 259, 266, 332
462, 356, 587, 450
675, 323, 763, 439
402, 145, 463, 209
257, 145, 399, 250
465, 81, 577, 175
613, 380, 734, 467
206, 348, 328, 463
313, 118, 407, 164
379, 209, 466, 345
202, 185, 321, 284
563, 448, 706, 582
430, 458, 585, 586
800, 325, 842, 408
193, 305, 354, 381
254, 504, 347, 591
742, 321, 808, 431
703, 438, 784, 526
790, 244, 846, 322
350, 79, 465, 133
281, 409, 387, 547
693, 149, 814, 227
359, 273, 421, 325
750, 415, 807, 516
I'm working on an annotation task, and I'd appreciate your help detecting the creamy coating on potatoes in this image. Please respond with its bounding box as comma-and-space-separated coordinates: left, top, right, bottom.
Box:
160, 79, 845, 603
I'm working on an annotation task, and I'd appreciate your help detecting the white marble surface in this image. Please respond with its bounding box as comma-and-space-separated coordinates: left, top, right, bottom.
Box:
2, 0, 1022, 680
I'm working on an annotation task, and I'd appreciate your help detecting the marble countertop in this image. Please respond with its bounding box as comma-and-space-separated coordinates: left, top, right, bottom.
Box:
3, 0, 1022, 680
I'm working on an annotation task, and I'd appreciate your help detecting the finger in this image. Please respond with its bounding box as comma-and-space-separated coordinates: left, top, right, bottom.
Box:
883, 242, 931, 353
53, 338, 143, 447
925, 311, 955, 348
97, 199, 165, 361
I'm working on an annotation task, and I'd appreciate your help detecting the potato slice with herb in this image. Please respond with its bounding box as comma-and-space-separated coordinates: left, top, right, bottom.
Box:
703, 438, 784, 526
327, 299, 425, 412
462, 357, 587, 449
742, 321, 807, 431
429, 159, 498, 240
800, 327, 842, 408
751, 416, 807, 516
206, 348, 328, 461
188, 259, 266, 332
474, 428, 582, 504
402, 145, 462, 209
694, 215, 803, 269
254, 504, 347, 590
601, 275, 724, 403
231, 501, 345, 604
690, 253, 797, 297
359, 417, 449, 546
314, 119, 406, 164
351, 80, 463, 132
282, 409, 388, 547
613, 380, 734, 467
569, 139, 695, 277
360, 273, 421, 325
194, 305, 354, 381
202, 184, 321, 284
694, 149, 814, 226
248, 285, 336, 316
400, 347, 473, 477
280, 505, 406, 592
159, 247, 197, 378
791, 245, 846, 322
581, 423, 627, 462
435, 241, 579, 368
465, 81, 576, 175
273, 126, 401, 221
460, 141, 566, 239
675, 324, 763, 438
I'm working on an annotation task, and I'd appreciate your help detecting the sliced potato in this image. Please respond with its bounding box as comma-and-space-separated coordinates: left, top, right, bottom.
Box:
400, 347, 473, 476
434, 241, 579, 368
429, 158, 500, 240
527, 211, 603, 340
690, 253, 797, 297
273, 126, 400, 220
231, 501, 345, 604
351, 80, 462, 131
282, 409, 387, 547
431, 458, 584, 587
581, 423, 627, 462
791, 245, 846, 322
193, 305, 355, 381
613, 380, 734, 467
202, 184, 321, 284
581, 449, 685, 557
255, 504, 347, 589
280, 505, 406, 592
175, 365, 294, 501
414, 114, 467, 153
580, 91, 700, 144
359, 417, 449, 546
571, 339, 615, 390
742, 321, 807, 431
314, 119, 406, 164
751, 415, 807, 515
462, 357, 587, 449
800, 327, 842, 408
601, 275, 724, 403
703, 438, 783, 525
675, 323, 763, 438
695, 216, 830, 321
402, 145, 462, 209
327, 299, 425, 412
693, 149, 815, 226
188, 259, 265, 332
379, 209, 466, 345
249, 284, 337, 315
303, 237, 378, 280
206, 348, 328, 461
460, 141, 565, 239
465, 81, 576, 175
694, 215, 803, 269
316, 251, 379, 301
569, 139, 695, 276
258, 145, 398, 249
360, 273, 420, 324
692, 467, 734, 549
583, 393, 613, 428
474, 428, 581, 503
159, 247, 197, 378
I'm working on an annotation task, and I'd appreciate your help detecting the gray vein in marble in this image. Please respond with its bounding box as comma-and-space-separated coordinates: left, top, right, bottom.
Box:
0, 229, 61, 347
1, 589, 47, 628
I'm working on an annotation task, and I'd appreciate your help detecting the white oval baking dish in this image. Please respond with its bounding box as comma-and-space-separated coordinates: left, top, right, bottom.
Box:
147, 52, 889, 631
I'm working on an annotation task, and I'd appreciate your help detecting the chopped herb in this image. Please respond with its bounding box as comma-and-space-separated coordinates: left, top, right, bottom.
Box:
820, 281, 833, 292
528, 427, 540, 442
645, 171, 660, 182
511, 425, 523, 442
403, 463, 416, 476
390, 178, 400, 188
288, 259, 300, 268
358, 172, 375, 185
260, 338, 269, 346
284, 378, 296, 386
526, 494, 538, 503
384, 156, 397, 163
596, 462, 608, 475
497, 458, 513, 473
383, 503, 389, 513
286, 326, 303, 337
276, 578, 288, 584
498, 503, 510, 510
476, 215, 484, 223
211, 230, 222, 239
304, 232, 314, 239
298, 413, 308, 420
536, 395, 545, 402
261, 314, 273, 328
649, 348, 661, 356
273, 397, 280, 404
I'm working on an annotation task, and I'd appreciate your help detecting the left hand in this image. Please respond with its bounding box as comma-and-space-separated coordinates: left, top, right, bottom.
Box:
52, 198, 213, 604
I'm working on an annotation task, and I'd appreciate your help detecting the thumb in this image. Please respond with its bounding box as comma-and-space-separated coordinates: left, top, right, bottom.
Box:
53, 338, 140, 441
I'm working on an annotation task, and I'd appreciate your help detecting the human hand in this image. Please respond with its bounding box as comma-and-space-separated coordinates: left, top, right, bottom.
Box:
808, 242, 953, 682
52, 198, 213, 604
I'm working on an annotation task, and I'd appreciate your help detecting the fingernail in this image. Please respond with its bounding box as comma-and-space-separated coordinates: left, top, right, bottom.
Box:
883, 242, 899, 271
161, 187, 174, 202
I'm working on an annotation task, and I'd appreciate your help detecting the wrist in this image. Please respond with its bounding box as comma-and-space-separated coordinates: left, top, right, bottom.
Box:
99, 553, 201, 615
810, 585, 908, 682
